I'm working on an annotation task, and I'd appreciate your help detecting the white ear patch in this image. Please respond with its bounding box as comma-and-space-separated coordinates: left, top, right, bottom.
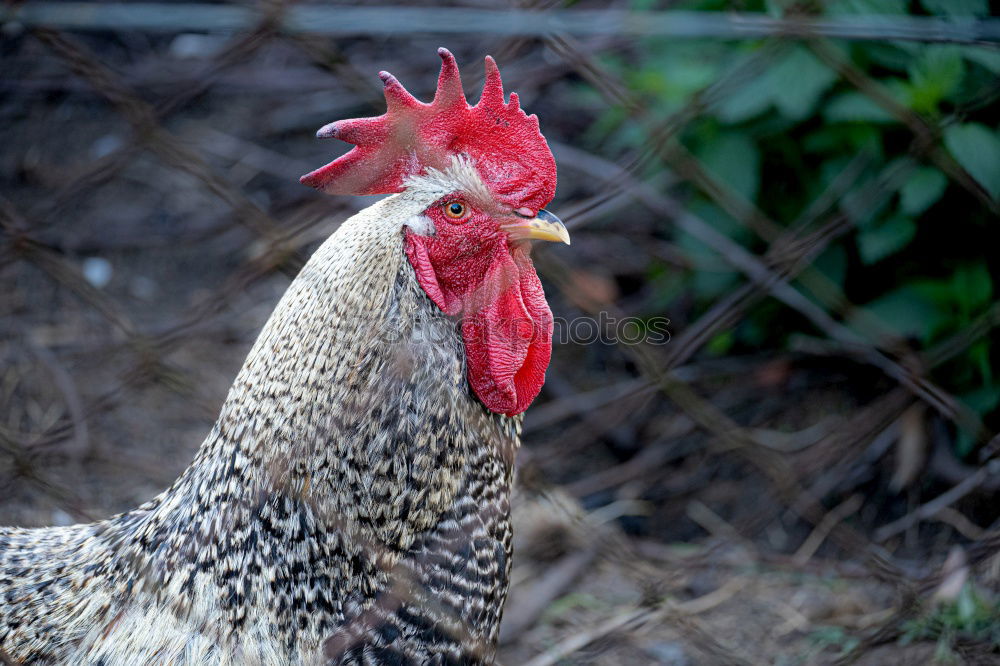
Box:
403, 214, 435, 236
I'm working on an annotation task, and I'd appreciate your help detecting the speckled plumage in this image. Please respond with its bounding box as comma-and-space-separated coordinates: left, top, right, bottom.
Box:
0, 167, 524, 665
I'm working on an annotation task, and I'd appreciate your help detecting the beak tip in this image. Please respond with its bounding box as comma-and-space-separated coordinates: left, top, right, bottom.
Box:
503, 208, 570, 245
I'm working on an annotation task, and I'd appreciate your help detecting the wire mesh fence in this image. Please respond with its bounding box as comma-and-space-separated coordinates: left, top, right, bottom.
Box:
2, 1, 999, 664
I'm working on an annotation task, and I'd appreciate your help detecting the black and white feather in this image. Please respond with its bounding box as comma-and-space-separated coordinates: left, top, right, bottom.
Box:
0, 162, 519, 665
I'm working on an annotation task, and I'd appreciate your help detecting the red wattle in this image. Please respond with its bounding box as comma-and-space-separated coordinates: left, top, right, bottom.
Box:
405, 233, 552, 416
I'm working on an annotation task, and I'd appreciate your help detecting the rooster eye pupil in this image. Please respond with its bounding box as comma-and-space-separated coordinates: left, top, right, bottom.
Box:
445, 202, 467, 219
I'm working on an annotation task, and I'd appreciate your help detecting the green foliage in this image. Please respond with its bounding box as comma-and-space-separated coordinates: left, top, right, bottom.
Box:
899, 167, 947, 215
806, 625, 861, 658
586, 4, 999, 458
716, 46, 837, 123
906, 47, 965, 115
825, 0, 907, 14
697, 132, 761, 201
541, 593, 609, 622
857, 215, 916, 265
901, 584, 1000, 657
944, 123, 1000, 200
824, 92, 896, 123
857, 263, 992, 345
920, 0, 989, 16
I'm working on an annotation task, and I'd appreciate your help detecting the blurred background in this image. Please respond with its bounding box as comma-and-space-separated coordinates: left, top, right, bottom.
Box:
1, 1, 999, 663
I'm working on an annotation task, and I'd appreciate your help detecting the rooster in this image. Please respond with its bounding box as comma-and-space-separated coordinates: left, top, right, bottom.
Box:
0, 48, 568, 665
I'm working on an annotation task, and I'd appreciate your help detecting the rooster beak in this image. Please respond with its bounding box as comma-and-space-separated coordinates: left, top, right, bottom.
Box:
501, 209, 571, 245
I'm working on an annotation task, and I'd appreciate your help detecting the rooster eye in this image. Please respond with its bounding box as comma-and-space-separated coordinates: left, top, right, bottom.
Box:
443, 201, 468, 220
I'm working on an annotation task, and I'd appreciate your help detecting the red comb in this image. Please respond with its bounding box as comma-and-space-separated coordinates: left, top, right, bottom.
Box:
300, 48, 556, 211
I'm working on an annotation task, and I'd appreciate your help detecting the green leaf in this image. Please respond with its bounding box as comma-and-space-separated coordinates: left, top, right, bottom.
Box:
956, 384, 1000, 456
963, 47, 1000, 74
944, 124, 1000, 199
768, 47, 838, 120
857, 216, 916, 264
900, 167, 947, 215
715, 74, 775, 123
960, 384, 1000, 419
907, 47, 965, 113
640, 43, 728, 102
862, 43, 921, 72
951, 263, 992, 313
920, 0, 988, 16
804, 124, 883, 157
858, 286, 947, 342
688, 200, 752, 244
765, 0, 794, 16
970, 340, 992, 385
954, 431, 976, 458
815, 245, 847, 288
826, 0, 907, 14
841, 181, 892, 227
715, 47, 836, 123
957, 585, 977, 623
697, 132, 761, 201
824, 92, 896, 123
706, 329, 735, 356
675, 225, 740, 301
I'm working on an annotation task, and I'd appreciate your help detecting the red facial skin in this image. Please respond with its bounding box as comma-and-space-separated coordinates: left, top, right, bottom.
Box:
405, 199, 552, 416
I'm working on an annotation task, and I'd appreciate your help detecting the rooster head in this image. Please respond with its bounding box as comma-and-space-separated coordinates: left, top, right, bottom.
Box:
302, 48, 567, 416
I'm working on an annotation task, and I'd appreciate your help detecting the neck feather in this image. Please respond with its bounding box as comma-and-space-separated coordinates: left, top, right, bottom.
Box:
145, 193, 519, 556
